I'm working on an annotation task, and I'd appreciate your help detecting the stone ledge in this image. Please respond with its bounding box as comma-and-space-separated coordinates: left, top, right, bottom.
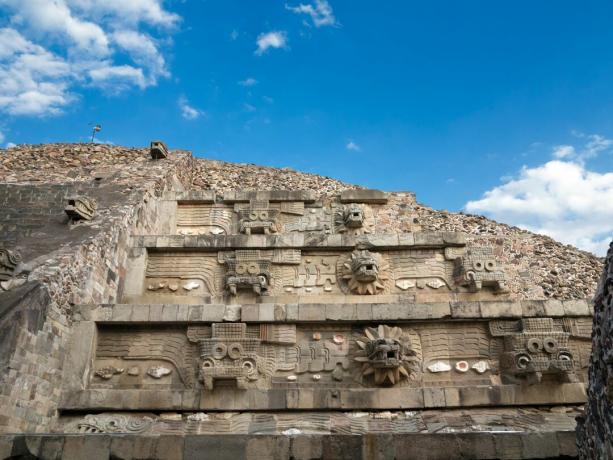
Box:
339, 189, 388, 204
0, 431, 578, 460
222, 190, 317, 203
131, 231, 467, 250
60, 383, 587, 411
76, 299, 592, 323
163, 190, 216, 203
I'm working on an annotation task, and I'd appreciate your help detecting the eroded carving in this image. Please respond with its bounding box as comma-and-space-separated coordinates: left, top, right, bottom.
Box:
222, 250, 272, 296
353, 325, 420, 385
491, 318, 576, 384
454, 247, 507, 292
150, 140, 169, 159
235, 200, 280, 235
70, 414, 154, 433
65, 196, 97, 221
199, 323, 261, 390
0, 248, 21, 282
338, 250, 390, 295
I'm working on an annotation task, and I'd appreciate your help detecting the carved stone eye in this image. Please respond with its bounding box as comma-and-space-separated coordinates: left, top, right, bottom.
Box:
248, 212, 258, 220
212, 343, 227, 359
247, 263, 259, 275
558, 351, 573, 361
473, 261, 485, 271
485, 260, 496, 271
527, 338, 543, 354
543, 337, 558, 353
202, 358, 215, 368
228, 343, 244, 360
517, 354, 531, 369
235, 264, 247, 274
259, 211, 268, 219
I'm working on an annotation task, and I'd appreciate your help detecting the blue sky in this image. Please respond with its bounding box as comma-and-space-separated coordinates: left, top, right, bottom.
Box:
1, 1, 612, 254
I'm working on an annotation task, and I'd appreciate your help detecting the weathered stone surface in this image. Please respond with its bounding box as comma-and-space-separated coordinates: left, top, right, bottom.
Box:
0, 142, 602, 458
577, 241, 613, 458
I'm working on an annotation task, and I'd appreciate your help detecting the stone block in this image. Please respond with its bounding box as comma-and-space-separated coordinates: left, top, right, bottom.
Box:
322, 435, 363, 460
557, 431, 578, 457
479, 301, 521, 318
245, 436, 290, 460
430, 302, 451, 318
423, 387, 446, 408
273, 304, 286, 321
286, 304, 299, 321
299, 304, 325, 321
326, 304, 355, 321
362, 433, 394, 460
356, 303, 373, 320
258, 303, 275, 321
149, 304, 164, 321
241, 304, 259, 322
185, 435, 247, 460
543, 300, 564, 317
562, 299, 590, 316
290, 435, 323, 460
61, 435, 110, 460
398, 233, 415, 246
161, 304, 178, 321
450, 302, 480, 318
131, 305, 149, 322
520, 300, 546, 317
339, 189, 388, 204
521, 432, 560, 458
223, 305, 241, 321
38, 435, 65, 460
202, 304, 226, 322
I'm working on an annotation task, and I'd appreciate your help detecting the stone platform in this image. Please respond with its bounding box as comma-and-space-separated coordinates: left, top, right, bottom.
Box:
2, 408, 580, 459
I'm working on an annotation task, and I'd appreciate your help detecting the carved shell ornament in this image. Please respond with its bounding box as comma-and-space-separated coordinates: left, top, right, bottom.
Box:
354, 325, 420, 386
338, 249, 389, 295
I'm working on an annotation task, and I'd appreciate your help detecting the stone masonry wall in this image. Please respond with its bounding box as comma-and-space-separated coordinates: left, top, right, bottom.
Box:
190, 159, 601, 300
0, 142, 604, 436
577, 241, 613, 458
0, 144, 192, 432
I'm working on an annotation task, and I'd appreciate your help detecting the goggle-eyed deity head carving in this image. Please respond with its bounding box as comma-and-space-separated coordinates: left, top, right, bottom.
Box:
354, 325, 420, 386
339, 249, 389, 295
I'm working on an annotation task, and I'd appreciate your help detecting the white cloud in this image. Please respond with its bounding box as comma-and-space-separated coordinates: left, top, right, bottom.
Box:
243, 103, 256, 112
178, 96, 202, 120
255, 31, 288, 56
0, 0, 179, 116
465, 134, 613, 256
89, 65, 147, 89
286, 0, 336, 27
230, 29, 239, 40
6, 142, 16, 148
552, 134, 613, 162
346, 140, 361, 151
238, 77, 258, 87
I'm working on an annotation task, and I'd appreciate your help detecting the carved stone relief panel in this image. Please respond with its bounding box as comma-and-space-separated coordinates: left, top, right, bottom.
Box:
172, 200, 381, 235
454, 247, 508, 293
489, 317, 590, 384
141, 247, 508, 302
176, 204, 233, 235
86, 320, 589, 395
92, 326, 199, 389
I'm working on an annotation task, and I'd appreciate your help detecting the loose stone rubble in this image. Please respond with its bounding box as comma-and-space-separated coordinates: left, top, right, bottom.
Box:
0, 142, 606, 459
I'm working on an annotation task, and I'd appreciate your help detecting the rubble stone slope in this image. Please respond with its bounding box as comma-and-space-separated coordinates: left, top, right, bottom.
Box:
0, 142, 602, 301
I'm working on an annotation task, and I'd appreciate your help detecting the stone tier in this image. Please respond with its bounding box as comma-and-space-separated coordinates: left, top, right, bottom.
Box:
76, 300, 593, 324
